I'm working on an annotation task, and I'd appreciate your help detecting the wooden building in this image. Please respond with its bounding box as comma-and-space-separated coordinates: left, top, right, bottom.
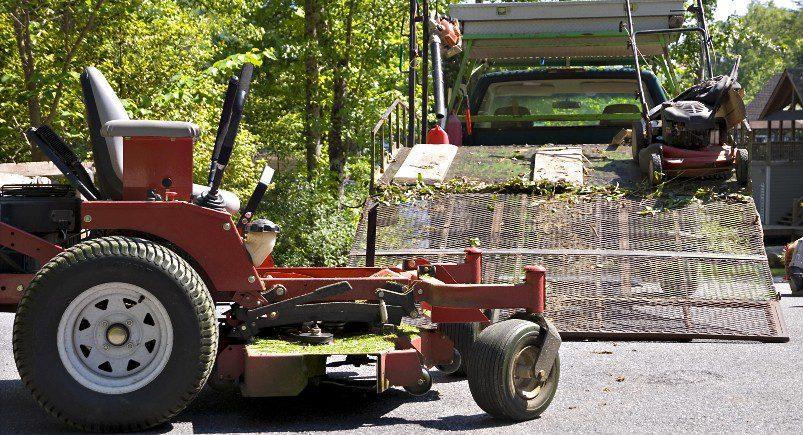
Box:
744, 68, 803, 239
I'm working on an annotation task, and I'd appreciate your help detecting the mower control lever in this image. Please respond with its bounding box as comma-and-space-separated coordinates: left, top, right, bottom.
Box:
239, 164, 275, 230
198, 63, 254, 211
208, 76, 239, 185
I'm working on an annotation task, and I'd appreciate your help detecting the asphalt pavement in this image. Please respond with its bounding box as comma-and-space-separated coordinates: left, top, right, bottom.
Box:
1, 284, 800, 434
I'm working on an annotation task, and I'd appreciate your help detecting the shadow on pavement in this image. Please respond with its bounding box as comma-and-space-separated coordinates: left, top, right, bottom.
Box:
0, 377, 515, 433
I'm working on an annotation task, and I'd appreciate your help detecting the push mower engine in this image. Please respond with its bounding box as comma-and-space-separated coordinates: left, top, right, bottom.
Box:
662, 101, 726, 150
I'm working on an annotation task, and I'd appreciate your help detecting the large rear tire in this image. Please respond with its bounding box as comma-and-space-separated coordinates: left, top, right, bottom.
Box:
467, 319, 559, 421
13, 236, 217, 431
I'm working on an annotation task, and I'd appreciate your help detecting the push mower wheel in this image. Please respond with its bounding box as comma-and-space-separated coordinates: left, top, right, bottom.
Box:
13, 236, 217, 431
466, 319, 559, 421
648, 152, 663, 187
631, 120, 647, 161
735, 148, 750, 187
437, 322, 480, 376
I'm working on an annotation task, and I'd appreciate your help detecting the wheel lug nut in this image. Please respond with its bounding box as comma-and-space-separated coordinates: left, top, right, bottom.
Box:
126, 321, 132, 326
101, 321, 108, 327
128, 343, 133, 349
103, 345, 109, 350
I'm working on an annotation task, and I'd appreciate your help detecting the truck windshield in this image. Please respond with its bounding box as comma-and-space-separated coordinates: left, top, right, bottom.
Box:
476, 79, 649, 127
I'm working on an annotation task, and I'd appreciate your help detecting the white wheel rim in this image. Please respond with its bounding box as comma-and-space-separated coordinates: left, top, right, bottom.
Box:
57, 282, 173, 395
512, 346, 545, 400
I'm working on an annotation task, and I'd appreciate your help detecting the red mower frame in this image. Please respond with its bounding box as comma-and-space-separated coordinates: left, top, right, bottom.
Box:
2, 62, 561, 431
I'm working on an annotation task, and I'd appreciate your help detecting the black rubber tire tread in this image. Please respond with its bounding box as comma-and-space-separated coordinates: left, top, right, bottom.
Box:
13, 236, 218, 432
736, 148, 750, 187
467, 319, 560, 421
631, 120, 647, 161
648, 152, 663, 187
439, 322, 480, 376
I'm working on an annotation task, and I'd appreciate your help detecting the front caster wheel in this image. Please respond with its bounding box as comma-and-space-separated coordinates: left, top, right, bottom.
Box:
437, 322, 480, 376
436, 348, 463, 375
13, 237, 218, 432
467, 319, 560, 421
403, 366, 433, 396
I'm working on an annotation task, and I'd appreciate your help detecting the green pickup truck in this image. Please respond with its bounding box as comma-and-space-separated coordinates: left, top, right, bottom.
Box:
462, 67, 668, 146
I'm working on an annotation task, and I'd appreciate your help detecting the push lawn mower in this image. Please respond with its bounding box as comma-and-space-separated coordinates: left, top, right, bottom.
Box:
0, 63, 561, 431
623, 0, 750, 187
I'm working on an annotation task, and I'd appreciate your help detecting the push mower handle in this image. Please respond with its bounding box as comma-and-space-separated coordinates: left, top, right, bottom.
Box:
208, 63, 254, 194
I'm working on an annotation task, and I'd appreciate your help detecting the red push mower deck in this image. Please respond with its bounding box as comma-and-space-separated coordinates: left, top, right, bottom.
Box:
0, 64, 561, 431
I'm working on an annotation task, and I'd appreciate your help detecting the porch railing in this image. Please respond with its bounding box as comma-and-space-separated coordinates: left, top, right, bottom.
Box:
370, 98, 415, 194
740, 121, 803, 162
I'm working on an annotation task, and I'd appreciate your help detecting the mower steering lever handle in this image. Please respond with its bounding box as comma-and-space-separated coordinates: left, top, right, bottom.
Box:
209, 76, 240, 185
208, 63, 254, 194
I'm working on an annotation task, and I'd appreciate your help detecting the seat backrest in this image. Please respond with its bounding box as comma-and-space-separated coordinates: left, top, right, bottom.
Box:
80, 67, 128, 200
492, 102, 531, 129
599, 103, 639, 127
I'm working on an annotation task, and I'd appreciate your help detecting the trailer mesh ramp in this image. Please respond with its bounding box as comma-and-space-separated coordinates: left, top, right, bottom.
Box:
349, 194, 788, 342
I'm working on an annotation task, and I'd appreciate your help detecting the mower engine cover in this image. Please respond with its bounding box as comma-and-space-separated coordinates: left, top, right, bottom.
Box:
658, 73, 745, 150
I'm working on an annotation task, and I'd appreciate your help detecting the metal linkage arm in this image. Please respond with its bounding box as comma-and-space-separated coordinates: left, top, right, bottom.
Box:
230, 281, 418, 339
413, 265, 546, 315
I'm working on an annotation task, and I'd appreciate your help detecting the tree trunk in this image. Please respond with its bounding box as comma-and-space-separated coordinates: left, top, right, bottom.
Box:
328, 0, 356, 176
304, 0, 323, 179
10, 4, 45, 160
9, 0, 105, 161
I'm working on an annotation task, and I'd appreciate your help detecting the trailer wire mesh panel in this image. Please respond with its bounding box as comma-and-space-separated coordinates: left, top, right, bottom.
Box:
350, 194, 788, 342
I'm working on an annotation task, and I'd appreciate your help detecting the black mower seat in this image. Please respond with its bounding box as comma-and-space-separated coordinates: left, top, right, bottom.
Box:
82, 67, 241, 214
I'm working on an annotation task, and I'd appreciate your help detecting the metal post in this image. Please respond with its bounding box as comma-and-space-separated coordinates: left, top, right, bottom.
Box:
430, 34, 447, 127
366, 203, 378, 267
380, 124, 386, 171
408, 0, 418, 147
395, 103, 401, 150
370, 132, 376, 195
421, 0, 430, 140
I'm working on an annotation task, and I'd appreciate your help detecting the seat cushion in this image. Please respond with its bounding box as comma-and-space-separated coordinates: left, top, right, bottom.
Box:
192, 184, 241, 215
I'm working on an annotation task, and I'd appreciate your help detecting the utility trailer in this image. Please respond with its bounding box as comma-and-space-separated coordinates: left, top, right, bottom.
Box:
360, 0, 786, 349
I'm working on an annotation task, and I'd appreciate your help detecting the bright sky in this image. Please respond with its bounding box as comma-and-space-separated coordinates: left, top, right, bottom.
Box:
714, 0, 800, 21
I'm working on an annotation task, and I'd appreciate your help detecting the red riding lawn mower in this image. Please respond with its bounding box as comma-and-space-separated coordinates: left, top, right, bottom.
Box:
0, 63, 561, 431
623, 0, 750, 188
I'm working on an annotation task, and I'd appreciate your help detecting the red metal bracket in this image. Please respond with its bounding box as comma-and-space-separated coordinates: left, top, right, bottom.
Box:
0, 273, 34, 307
82, 201, 263, 295
415, 265, 546, 315
0, 221, 63, 264
379, 348, 422, 390
216, 344, 245, 381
